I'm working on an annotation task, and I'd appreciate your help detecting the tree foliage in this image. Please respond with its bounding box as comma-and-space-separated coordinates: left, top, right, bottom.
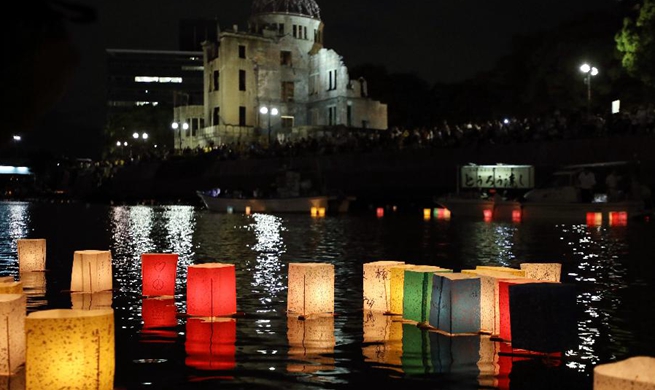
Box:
616, 0, 655, 87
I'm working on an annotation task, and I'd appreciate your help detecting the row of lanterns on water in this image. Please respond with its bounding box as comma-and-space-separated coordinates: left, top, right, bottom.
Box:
2, 239, 653, 389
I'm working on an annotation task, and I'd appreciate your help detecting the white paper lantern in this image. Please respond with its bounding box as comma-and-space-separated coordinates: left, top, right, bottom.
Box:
520, 263, 562, 282
594, 356, 655, 390
363, 260, 405, 312
16, 238, 46, 272
287, 263, 334, 317
0, 294, 26, 375
70, 250, 113, 293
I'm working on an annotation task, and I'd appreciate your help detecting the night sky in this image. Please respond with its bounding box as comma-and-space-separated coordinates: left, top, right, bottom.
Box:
17, 0, 621, 158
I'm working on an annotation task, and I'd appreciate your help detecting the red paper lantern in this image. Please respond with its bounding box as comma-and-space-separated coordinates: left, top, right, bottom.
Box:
185, 317, 236, 370
186, 263, 236, 318
141, 253, 178, 297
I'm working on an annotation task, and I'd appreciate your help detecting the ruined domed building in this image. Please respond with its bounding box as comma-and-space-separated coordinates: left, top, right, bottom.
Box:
172, 0, 388, 149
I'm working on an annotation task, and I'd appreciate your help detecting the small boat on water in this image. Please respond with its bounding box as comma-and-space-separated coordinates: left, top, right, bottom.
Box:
196, 190, 352, 214
434, 162, 651, 223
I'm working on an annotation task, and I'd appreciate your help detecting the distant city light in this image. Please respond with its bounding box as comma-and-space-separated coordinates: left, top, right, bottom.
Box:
133, 132, 139, 139
135, 76, 182, 83
136, 101, 159, 106
171, 122, 179, 130
116, 141, 121, 146
142, 133, 148, 140
503, 118, 509, 124
0, 165, 31, 175
123, 141, 128, 146
12, 135, 21, 141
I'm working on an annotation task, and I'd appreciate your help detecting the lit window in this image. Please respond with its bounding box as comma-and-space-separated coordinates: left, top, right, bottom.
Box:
134, 76, 182, 83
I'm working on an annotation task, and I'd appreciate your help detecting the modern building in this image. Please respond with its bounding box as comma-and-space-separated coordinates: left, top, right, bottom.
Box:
172, 0, 388, 150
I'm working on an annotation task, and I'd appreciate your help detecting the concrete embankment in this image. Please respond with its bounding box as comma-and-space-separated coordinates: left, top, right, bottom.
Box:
99, 135, 655, 206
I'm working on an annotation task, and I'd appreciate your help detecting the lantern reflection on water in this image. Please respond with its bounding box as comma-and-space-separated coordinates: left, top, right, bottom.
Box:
26, 309, 115, 390
287, 263, 334, 318
186, 263, 237, 318
141, 253, 178, 297
140, 297, 178, 342
70, 250, 113, 293
0, 294, 26, 375
185, 317, 236, 371
16, 238, 46, 272
287, 315, 335, 373
363, 260, 405, 313
362, 310, 403, 370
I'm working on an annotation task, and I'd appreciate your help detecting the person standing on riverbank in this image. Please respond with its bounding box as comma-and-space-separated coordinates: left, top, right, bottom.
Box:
578, 167, 596, 202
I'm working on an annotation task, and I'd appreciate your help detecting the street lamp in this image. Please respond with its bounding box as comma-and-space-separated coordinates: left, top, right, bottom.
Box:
259, 106, 279, 146
171, 121, 188, 151
580, 63, 599, 111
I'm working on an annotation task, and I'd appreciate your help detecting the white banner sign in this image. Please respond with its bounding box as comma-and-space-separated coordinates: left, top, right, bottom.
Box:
460, 165, 534, 189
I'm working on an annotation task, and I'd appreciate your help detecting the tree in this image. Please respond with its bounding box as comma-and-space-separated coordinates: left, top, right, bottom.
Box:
616, 0, 655, 87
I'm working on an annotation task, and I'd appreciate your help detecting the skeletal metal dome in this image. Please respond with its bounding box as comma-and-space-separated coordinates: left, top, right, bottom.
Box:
251, 0, 321, 19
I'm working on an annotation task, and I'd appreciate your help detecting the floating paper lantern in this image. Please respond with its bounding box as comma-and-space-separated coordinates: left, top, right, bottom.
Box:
475, 266, 525, 277
519, 263, 562, 282
376, 207, 384, 218
462, 268, 524, 335
362, 310, 403, 369
0, 294, 26, 375
245, 206, 251, 215
429, 273, 481, 334
423, 208, 432, 219
608, 211, 628, 227
227, 206, 234, 214
17, 238, 46, 273
287, 315, 335, 373
483, 209, 493, 220
402, 265, 452, 324
70, 250, 113, 293
512, 209, 522, 223
71, 291, 113, 310
0, 281, 23, 294
587, 212, 602, 226
509, 282, 577, 353
26, 309, 115, 390
186, 263, 236, 318
363, 260, 405, 312
185, 317, 236, 370
594, 356, 655, 390
141, 253, 178, 297
318, 207, 326, 217
389, 264, 417, 315
498, 278, 543, 341
287, 263, 334, 317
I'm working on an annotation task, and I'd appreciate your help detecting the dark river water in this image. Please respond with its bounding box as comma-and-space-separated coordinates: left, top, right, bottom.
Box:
1, 201, 654, 389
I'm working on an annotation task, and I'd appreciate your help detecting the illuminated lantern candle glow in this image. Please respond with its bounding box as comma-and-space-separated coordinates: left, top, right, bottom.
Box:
17, 238, 46, 272
141, 253, 178, 297
586, 212, 603, 226
0, 294, 26, 375
594, 356, 655, 390
403, 265, 452, 324
186, 263, 237, 318
26, 309, 115, 390
70, 250, 113, 293
376, 207, 384, 218
389, 264, 417, 315
429, 273, 481, 334
363, 260, 405, 313
287, 263, 334, 318
519, 262, 562, 282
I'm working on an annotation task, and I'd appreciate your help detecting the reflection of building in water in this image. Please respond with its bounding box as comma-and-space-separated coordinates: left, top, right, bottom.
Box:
173, 0, 388, 150
287, 315, 335, 373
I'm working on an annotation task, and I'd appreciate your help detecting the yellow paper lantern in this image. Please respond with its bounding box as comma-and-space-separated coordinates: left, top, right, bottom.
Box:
474, 265, 525, 277
0, 281, 23, 295
71, 291, 113, 310
287, 263, 334, 317
26, 309, 115, 390
389, 264, 417, 315
363, 260, 405, 312
594, 356, 655, 390
16, 238, 46, 272
287, 315, 335, 373
70, 250, 113, 293
0, 294, 26, 375
519, 263, 562, 282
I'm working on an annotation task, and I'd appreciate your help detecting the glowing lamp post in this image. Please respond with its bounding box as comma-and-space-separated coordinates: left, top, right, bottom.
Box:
260, 106, 279, 146
171, 121, 188, 150
580, 63, 599, 110
26, 309, 115, 390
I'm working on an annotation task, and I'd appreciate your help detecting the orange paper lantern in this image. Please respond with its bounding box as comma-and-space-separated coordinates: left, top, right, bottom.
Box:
186, 263, 237, 318
141, 253, 178, 297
